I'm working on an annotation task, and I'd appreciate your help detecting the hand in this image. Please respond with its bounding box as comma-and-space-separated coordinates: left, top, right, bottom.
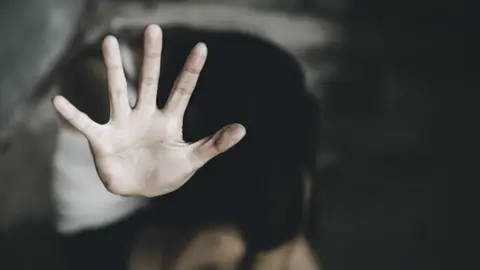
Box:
52, 24, 246, 197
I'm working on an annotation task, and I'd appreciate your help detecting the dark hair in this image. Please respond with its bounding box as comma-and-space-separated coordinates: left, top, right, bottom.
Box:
145, 26, 318, 252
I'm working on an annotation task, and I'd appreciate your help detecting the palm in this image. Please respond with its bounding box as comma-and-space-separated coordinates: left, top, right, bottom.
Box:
52, 25, 245, 197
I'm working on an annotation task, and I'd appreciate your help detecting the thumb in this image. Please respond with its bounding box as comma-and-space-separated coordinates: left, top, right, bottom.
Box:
189, 123, 246, 168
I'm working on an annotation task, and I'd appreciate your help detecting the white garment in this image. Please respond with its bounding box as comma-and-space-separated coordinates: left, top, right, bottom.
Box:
52, 127, 148, 235
52, 41, 144, 235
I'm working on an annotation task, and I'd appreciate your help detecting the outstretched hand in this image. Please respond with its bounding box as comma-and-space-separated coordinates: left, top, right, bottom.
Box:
52, 24, 246, 197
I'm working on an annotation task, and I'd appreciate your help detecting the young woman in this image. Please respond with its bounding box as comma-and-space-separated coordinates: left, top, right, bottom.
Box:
53, 24, 319, 269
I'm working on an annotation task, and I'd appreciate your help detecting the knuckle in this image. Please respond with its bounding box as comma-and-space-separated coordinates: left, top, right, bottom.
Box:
174, 85, 193, 96
145, 51, 161, 59
183, 65, 202, 75
174, 76, 197, 96
190, 148, 205, 169
141, 76, 157, 88
108, 64, 123, 72
212, 138, 224, 153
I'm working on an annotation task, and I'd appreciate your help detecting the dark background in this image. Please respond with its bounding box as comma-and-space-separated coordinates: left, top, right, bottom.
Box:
0, 0, 468, 269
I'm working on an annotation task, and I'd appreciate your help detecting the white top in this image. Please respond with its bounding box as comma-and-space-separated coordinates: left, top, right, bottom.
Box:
52, 127, 147, 235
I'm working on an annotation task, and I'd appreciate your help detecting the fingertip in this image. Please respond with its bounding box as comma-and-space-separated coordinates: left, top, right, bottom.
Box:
191, 124, 245, 168
102, 35, 119, 51
51, 95, 73, 118
51, 95, 65, 110
103, 35, 118, 45
194, 42, 208, 56
215, 124, 246, 152
145, 24, 162, 38
51, 94, 60, 104
223, 123, 246, 142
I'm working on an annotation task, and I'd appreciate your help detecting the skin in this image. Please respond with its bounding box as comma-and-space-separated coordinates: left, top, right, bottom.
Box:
53, 24, 320, 269
128, 226, 320, 270
125, 170, 319, 269
52, 24, 246, 198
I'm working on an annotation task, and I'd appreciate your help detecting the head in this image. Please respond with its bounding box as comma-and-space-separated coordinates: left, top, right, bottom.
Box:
56, 25, 319, 269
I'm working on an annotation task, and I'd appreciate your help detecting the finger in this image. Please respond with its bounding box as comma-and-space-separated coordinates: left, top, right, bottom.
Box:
164, 42, 207, 119
136, 24, 163, 111
102, 35, 130, 120
189, 123, 246, 169
52, 95, 101, 139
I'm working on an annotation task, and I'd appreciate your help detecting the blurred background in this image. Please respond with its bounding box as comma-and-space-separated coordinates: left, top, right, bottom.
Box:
0, 0, 467, 269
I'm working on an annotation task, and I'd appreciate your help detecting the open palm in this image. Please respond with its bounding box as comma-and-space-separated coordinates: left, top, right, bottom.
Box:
52, 25, 246, 197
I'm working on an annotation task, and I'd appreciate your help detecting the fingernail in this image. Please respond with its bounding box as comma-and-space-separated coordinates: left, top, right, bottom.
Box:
224, 124, 246, 141
53, 96, 72, 117
147, 24, 161, 38
104, 35, 118, 48
195, 42, 208, 54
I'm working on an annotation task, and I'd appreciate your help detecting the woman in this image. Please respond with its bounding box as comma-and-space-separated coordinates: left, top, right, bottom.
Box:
53, 24, 319, 269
